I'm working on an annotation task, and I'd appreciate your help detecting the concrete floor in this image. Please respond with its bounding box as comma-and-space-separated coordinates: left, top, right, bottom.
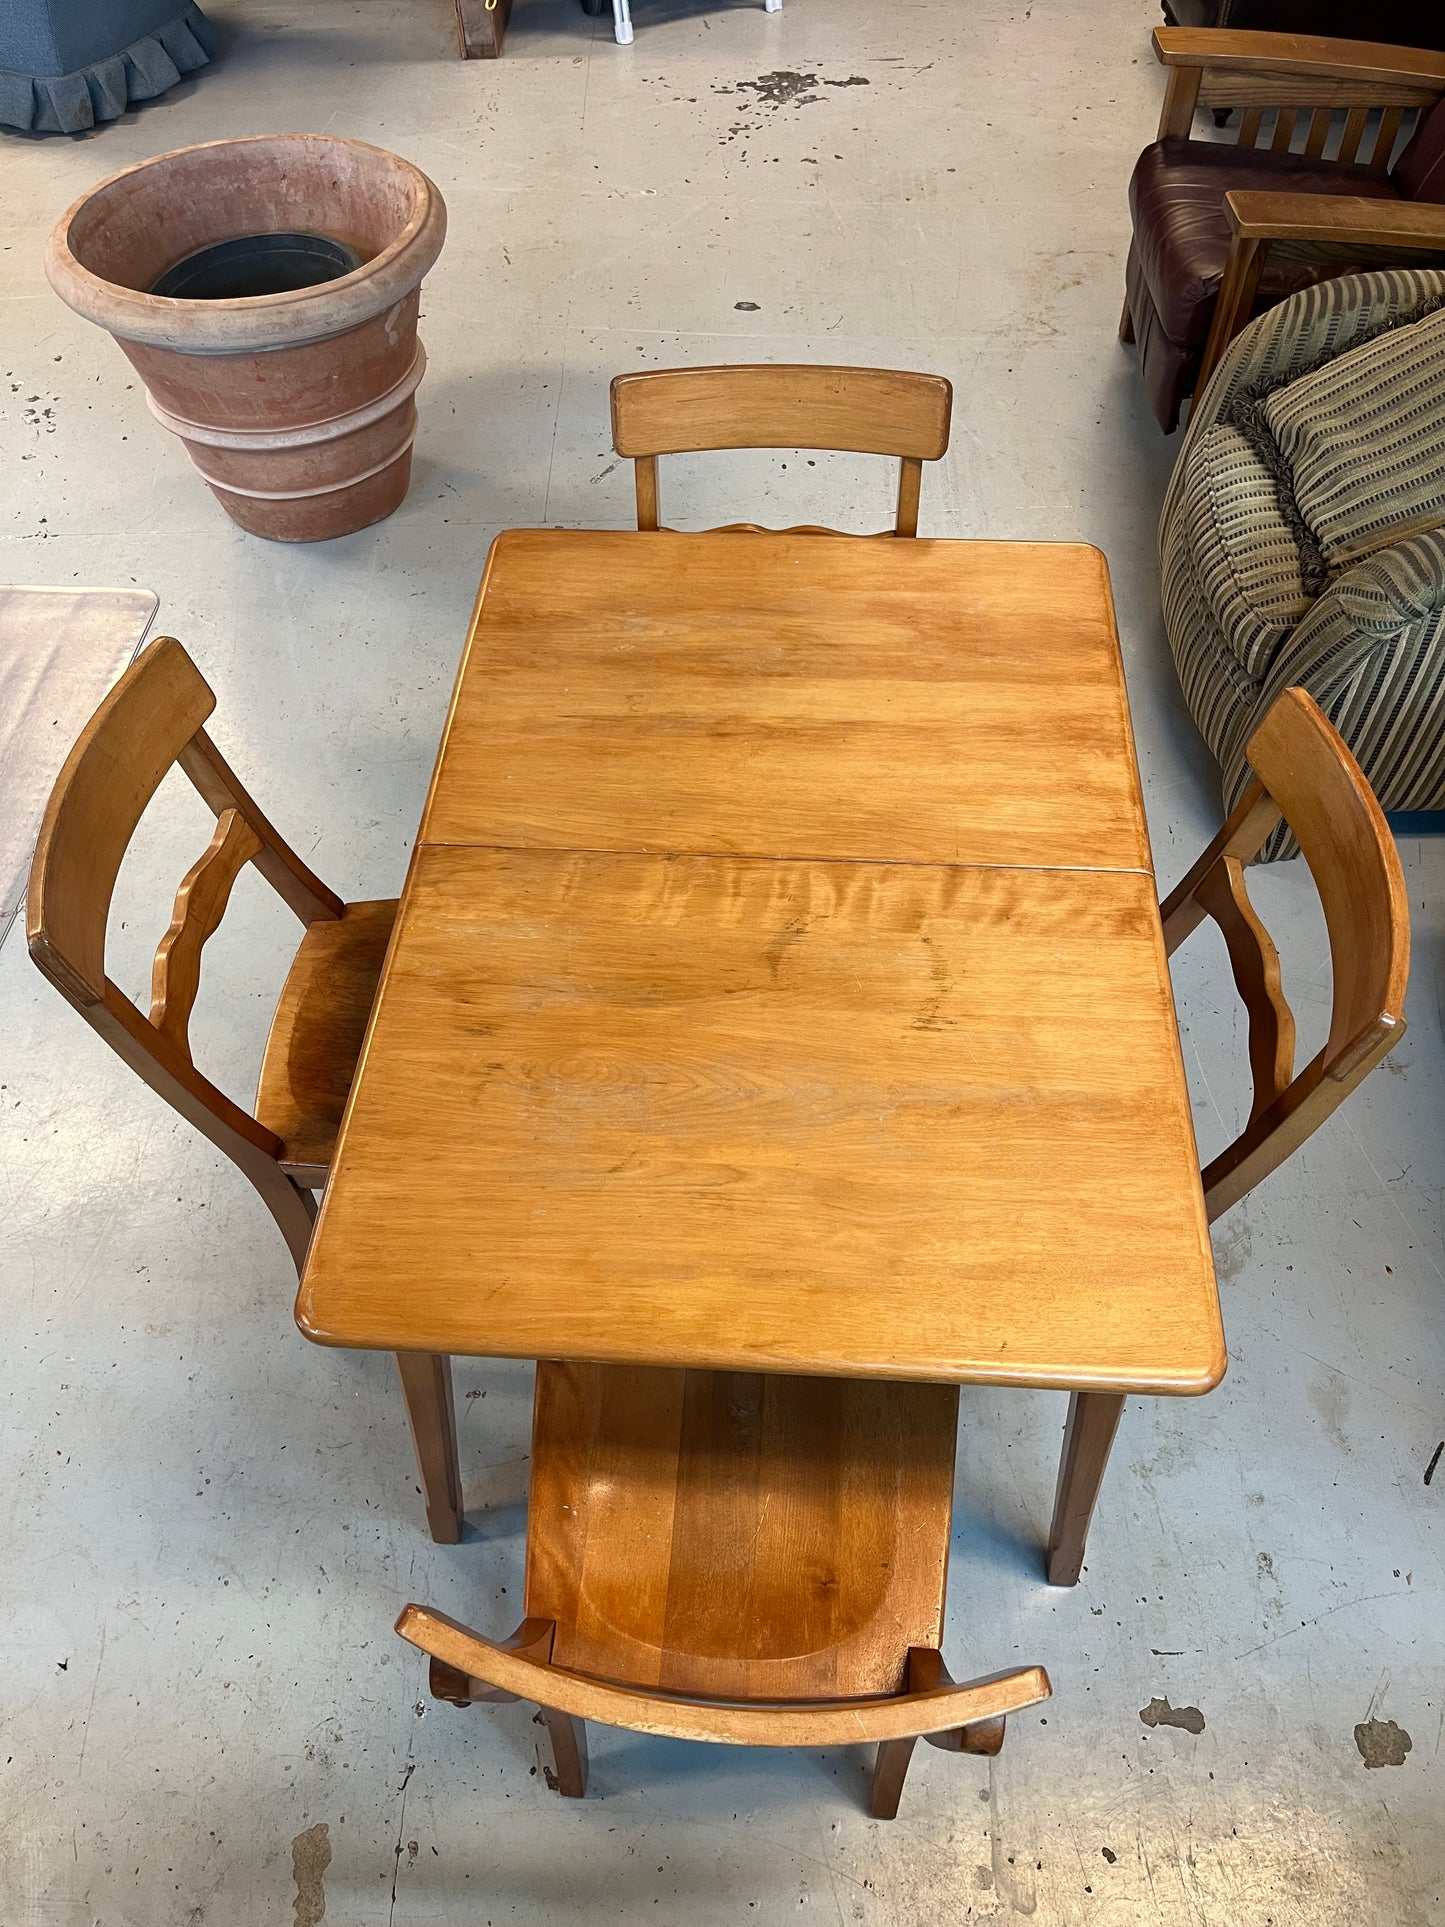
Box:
2, 0, 1443, 1921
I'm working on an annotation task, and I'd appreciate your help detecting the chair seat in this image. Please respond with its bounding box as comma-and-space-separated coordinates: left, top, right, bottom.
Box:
526, 1363, 960, 1702
1129, 138, 1398, 349
256, 897, 397, 1183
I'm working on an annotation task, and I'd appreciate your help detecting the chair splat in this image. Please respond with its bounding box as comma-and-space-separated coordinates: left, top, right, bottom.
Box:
150, 808, 262, 1059
1193, 854, 1296, 1126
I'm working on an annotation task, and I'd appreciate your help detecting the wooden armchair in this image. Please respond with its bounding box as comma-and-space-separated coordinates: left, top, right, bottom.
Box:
398, 1365, 1050, 1815
1122, 29, 1445, 427
610, 364, 952, 536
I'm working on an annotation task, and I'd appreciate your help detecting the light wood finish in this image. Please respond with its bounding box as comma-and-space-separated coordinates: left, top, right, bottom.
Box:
420, 532, 1153, 874
25, 637, 458, 1543
301, 530, 1219, 1595
400, 1603, 1051, 1750
395, 1351, 464, 1544
527, 1367, 958, 1701
609, 365, 952, 536
454, 0, 512, 58
255, 898, 399, 1183
26, 635, 394, 1260
300, 844, 1220, 1395
150, 808, 262, 1057
1047, 1391, 1126, 1587
396, 1366, 1050, 1812
1161, 689, 1409, 1224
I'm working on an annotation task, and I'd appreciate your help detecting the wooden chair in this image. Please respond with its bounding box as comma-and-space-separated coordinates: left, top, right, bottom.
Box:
1045, 687, 1410, 1586
398, 1365, 1050, 1816
609, 364, 953, 537
27, 635, 396, 1272
24, 637, 468, 1527
1122, 29, 1445, 428
1163, 686, 1410, 1223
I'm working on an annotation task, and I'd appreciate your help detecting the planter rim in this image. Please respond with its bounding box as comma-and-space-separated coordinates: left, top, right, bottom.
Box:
44, 133, 447, 355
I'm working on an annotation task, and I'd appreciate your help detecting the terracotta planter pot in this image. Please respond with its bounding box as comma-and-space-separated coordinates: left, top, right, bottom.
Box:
44, 134, 447, 542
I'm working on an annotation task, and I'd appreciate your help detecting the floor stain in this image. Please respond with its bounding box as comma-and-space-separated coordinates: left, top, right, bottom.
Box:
735, 71, 825, 108
1139, 1696, 1206, 1736
291, 1823, 331, 1927
1308, 1370, 1352, 1452
1212, 1214, 1252, 1283
1354, 1718, 1412, 1768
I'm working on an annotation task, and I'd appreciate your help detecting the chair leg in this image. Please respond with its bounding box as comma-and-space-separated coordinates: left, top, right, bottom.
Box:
870, 1736, 918, 1819
245, 1158, 317, 1276
1047, 1391, 1125, 1585
1119, 296, 1135, 345
543, 1710, 589, 1797
395, 1351, 464, 1544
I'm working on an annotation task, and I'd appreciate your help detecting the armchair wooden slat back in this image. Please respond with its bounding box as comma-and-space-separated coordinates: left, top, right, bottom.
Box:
1160, 688, 1410, 1224
610, 364, 952, 537
1153, 28, 1445, 161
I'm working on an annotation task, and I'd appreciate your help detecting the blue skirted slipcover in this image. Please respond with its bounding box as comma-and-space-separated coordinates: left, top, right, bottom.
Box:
0, 0, 218, 134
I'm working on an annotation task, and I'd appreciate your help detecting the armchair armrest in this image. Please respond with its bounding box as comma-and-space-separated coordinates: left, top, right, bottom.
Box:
1224, 190, 1445, 248
1198, 194, 1445, 391
1153, 29, 1445, 91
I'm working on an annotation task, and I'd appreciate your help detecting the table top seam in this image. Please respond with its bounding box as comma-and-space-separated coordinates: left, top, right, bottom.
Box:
411, 838, 1157, 879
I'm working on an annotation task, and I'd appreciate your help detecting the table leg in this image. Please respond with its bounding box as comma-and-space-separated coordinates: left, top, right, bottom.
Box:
1046, 1391, 1124, 1586
396, 1351, 464, 1543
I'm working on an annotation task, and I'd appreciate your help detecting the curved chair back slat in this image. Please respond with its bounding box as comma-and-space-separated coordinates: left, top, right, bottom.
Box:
397, 1603, 1050, 1749
610, 364, 953, 536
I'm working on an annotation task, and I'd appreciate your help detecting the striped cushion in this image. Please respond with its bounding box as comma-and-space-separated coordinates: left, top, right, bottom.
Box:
1260, 304, 1445, 568
1159, 271, 1445, 857
1172, 420, 1308, 678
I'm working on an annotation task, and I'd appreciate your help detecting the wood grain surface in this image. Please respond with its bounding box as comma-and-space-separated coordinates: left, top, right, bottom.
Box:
299, 844, 1220, 1393
419, 532, 1153, 874
526, 1364, 959, 1700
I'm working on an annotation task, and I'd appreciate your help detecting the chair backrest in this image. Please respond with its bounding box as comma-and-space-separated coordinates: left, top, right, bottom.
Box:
1159, 687, 1409, 1222
1151, 29, 1445, 169
609, 364, 953, 536
27, 636, 341, 1238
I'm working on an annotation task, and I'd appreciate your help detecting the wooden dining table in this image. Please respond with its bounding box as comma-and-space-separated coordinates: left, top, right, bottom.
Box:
297, 529, 1223, 1584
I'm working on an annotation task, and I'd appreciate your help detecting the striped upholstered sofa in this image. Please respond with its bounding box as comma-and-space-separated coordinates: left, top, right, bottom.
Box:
1161, 268, 1445, 856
